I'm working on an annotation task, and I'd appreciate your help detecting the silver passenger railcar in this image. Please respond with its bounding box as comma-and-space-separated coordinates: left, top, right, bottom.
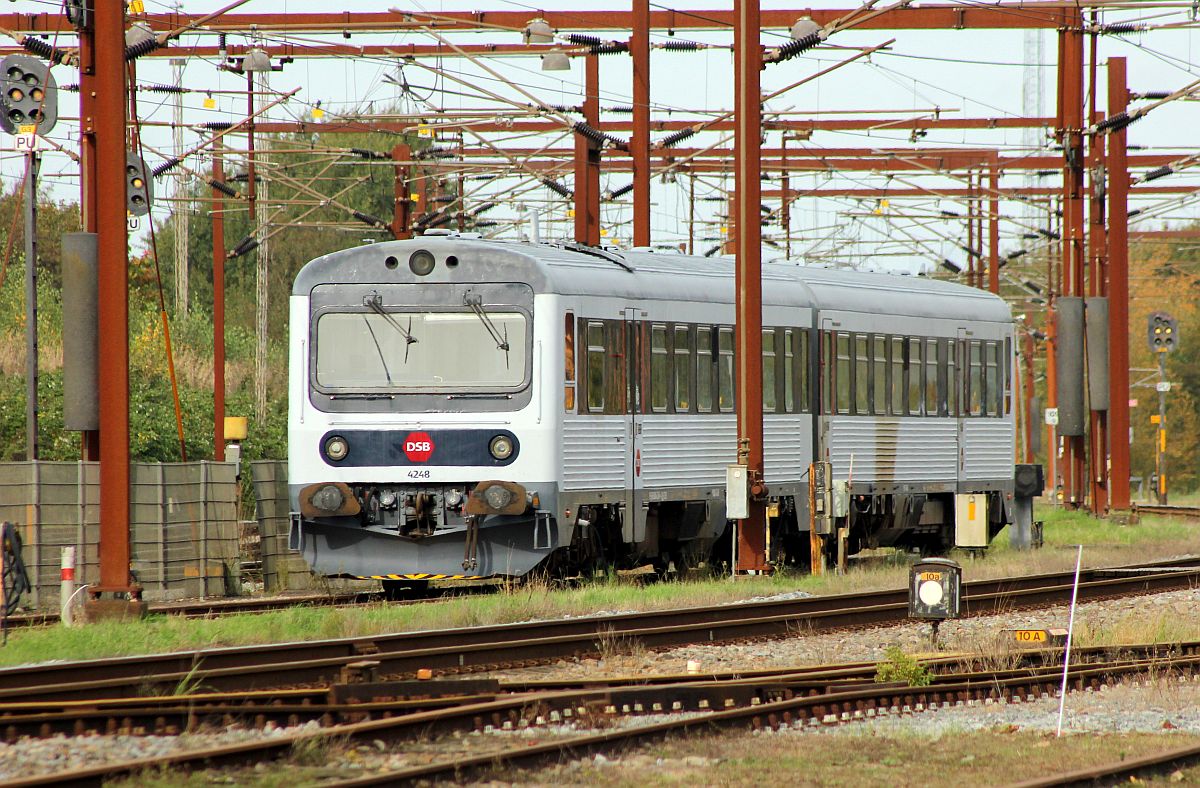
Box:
288, 234, 1017, 585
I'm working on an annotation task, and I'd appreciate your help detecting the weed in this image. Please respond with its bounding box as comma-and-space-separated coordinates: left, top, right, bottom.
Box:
875, 645, 933, 687
594, 625, 646, 660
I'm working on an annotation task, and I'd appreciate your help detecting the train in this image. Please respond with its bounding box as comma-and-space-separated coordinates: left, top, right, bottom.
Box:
287, 233, 1023, 589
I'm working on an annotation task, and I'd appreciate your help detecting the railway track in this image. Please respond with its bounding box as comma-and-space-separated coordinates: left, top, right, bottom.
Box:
1, 556, 1198, 705
1134, 503, 1200, 520
5, 641, 1197, 787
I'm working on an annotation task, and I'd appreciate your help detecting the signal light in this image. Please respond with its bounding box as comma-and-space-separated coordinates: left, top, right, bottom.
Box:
1147, 311, 1179, 353
126, 153, 154, 216
0, 54, 58, 135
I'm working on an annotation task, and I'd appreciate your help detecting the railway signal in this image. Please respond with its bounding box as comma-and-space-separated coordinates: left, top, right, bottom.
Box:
126, 153, 153, 216
1147, 311, 1178, 353
0, 54, 58, 136
1147, 311, 1178, 503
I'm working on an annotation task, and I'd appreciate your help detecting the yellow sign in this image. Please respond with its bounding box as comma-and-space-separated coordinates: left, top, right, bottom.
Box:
567, 208, 576, 218
1150, 414, 1161, 425
312, 107, 325, 119
417, 126, 435, 138
1012, 629, 1048, 643
919, 571, 942, 583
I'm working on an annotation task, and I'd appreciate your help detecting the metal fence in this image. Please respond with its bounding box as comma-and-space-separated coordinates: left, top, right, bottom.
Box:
250, 460, 375, 594
0, 461, 240, 608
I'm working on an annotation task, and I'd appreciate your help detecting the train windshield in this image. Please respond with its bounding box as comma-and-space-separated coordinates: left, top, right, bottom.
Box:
315, 309, 528, 390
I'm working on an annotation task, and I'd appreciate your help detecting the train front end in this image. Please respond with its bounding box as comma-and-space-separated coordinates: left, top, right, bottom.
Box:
287, 238, 559, 581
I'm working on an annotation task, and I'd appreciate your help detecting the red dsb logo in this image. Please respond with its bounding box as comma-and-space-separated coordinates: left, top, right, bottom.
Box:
403, 432, 435, 462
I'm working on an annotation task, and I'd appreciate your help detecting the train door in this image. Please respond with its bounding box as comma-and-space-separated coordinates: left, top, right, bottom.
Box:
623, 307, 646, 543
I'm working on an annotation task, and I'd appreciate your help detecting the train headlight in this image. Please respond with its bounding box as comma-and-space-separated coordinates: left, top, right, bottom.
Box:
312, 484, 345, 512
324, 435, 349, 461
489, 434, 514, 460
484, 485, 513, 510
409, 249, 436, 276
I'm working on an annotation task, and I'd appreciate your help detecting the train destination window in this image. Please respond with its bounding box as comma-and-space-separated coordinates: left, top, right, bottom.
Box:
925, 338, 938, 416
586, 321, 605, 412
763, 329, 778, 412
650, 324, 669, 412
718, 326, 735, 412
697, 326, 714, 413
907, 338, 922, 415
564, 312, 575, 412
674, 325, 691, 413
872, 335, 886, 415
968, 340, 983, 416
854, 333, 869, 416
835, 333, 851, 415
315, 309, 527, 391
890, 336, 905, 416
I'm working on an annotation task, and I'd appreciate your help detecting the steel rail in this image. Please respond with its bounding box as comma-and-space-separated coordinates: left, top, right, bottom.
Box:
1133, 503, 1200, 519
2, 558, 1198, 703
1011, 741, 1200, 787
10, 647, 1197, 787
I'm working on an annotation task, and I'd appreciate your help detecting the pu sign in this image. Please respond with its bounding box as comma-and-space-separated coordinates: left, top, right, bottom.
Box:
403, 432, 435, 462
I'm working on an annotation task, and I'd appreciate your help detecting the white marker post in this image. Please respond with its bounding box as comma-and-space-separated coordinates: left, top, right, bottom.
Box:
1056, 544, 1084, 737
60, 546, 76, 627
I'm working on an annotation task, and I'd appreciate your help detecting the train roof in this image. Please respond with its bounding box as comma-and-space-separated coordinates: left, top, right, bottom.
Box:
293, 235, 1011, 324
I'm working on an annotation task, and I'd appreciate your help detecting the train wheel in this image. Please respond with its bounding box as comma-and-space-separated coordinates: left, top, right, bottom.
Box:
382, 579, 431, 600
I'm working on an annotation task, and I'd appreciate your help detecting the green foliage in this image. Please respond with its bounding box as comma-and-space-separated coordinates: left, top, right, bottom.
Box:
874, 646, 933, 687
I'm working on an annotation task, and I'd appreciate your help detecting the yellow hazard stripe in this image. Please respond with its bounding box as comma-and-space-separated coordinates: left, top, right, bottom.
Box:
361, 573, 486, 581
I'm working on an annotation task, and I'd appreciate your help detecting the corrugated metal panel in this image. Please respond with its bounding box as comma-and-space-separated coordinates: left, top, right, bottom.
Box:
961, 420, 1015, 480
763, 415, 811, 484
829, 418, 957, 483
640, 416, 736, 486
562, 417, 626, 490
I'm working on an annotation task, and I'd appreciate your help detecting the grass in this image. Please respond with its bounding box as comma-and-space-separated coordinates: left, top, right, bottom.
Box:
3, 506, 1200, 669
509, 728, 1200, 787
109, 728, 1200, 787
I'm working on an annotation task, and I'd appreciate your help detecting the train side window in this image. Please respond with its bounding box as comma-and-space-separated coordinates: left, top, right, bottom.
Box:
985, 340, 1000, 417
854, 333, 869, 416
946, 340, 957, 417
763, 329, 778, 413
890, 336, 905, 415
907, 338, 922, 415
783, 330, 795, 413
798, 329, 810, 413
925, 338, 938, 417
1004, 336, 1012, 415
650, 324, 669, 413
718, 326, 735, 412
872, 335, 886, 415
697, 326, 714, 413
586, 321, 605, 413
822, 331, 835, 415
564, 312, 576, 412
835, 333, 851, 415
968, 340, 983, 416
604, 321, 627, 416
674, 325, 692, 413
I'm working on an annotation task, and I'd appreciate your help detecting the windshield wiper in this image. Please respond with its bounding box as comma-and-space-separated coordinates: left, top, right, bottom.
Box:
361, 314, 392, 384
463, 293, 511, 369
364, 292, 417, 362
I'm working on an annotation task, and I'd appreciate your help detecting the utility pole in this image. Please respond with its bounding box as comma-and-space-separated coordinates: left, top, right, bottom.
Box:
631, 0, 651, 248
172, 57, 189, 317
734, 0, 768, 573
1106, 57, 1131, 511
90, 0, 141, 616
23, 150, 39, 461
1156, 351, 1168, 504
212, 139, 226, 462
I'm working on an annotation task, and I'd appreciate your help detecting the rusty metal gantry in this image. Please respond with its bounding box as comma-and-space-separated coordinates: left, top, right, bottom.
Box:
4, 2, 1187, 584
